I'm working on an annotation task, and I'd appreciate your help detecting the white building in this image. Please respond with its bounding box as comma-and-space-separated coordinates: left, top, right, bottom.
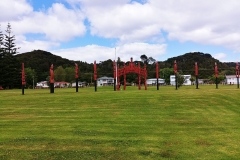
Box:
146, 78, 165, 85
170, 75, 191, 85
36, 81, 49, 88
225, 75, 239, 85
72, 82, 86, 87
97, 76, 114, 86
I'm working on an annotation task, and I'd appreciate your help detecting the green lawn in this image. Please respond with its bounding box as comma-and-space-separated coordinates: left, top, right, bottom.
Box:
0, 85, 240, 159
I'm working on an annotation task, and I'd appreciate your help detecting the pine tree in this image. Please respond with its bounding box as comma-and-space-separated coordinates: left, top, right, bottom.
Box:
1, 23, 21, 89
0, 25, 4, 87
3, 23, 19, 55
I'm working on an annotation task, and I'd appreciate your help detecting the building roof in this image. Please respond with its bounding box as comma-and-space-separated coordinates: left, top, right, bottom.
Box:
226, 75, 237, 78
97, 76, 114, 80
147, 78, 165, 81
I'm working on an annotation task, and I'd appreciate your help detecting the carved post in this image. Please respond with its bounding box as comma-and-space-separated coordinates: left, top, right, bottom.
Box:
195, 62, 199, 89
144, 64, 147, 90
156, 62, 159, 90
215, 62, 218, 89
174, 60, 178, 90
22, 63, 25, 95
124, 63, 126, 90
236, 62, 239, 89
113, 60, 116, 91
117, 64, 120, 91
50, 64, 54, 93
94, 61, 97, 92
138, 62, 141, 90
75, 63, 79, 92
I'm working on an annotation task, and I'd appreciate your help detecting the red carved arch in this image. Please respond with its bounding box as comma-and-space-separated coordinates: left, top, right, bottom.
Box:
114, 58, 147, 90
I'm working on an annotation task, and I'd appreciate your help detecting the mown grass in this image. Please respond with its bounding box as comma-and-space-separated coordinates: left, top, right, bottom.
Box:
0, 85, 240, 159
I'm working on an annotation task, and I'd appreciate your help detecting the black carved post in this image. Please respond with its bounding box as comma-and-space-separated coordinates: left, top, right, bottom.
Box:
237, 77, 239, 89
76, 79, 78, 92
175, 74, 178, 90
216, 77, 218, 89
196, 76, 199, 89
22, 85, 24, 95
50, 83, 54, 93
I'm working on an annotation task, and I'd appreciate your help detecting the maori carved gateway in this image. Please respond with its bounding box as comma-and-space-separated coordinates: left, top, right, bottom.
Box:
114, 58, 147, 90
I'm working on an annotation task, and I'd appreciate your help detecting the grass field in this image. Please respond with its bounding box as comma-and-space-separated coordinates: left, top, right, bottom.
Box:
0, 85, 240, 159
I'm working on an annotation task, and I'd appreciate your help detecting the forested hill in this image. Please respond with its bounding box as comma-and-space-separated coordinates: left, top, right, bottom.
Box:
165, 52, 228, 69
16, 50, 93, 82
16, 50, 236, 84
161, 52, 235, 79
16, 50, 75, 70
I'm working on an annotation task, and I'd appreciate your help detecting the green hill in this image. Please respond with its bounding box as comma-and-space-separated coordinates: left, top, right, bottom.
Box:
16, 50, 235, 83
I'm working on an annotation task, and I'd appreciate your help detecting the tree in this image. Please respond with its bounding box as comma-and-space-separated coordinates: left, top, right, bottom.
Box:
140, 54, 148, 64
3, 23, 19, 54
54, 66, 66, 82
25, 67, 37, 88
176, 73, 185, 87
0, 24, 3, 52
190, 76, 195, 85
160, 68, 174, 85
1, 23, 20, 89
65, 67, 75, 83
0, 25, 4, 86
148, 57, 156, 64
209, 74, 225, 84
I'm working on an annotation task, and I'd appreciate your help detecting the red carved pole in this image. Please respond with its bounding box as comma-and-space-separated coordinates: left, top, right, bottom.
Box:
22, 63, 25, 95
144, 64, 147, 90
236, 62, 239, 88
156, 62, 159, 90
124, 63, 126, 90
215, 62, 218, 89
117, 64, 120, 91
195, 62, 199, 89
113, 60, 116, 91
174, 60, 178, 90
75, 63, 79, 92
94, 61, 97, 92
50, 64, 54, 93
138, 62, 141, 90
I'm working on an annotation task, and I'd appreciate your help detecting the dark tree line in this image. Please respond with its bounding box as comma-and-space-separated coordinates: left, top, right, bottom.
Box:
0, 23, 21, 89
15, 51, 236, 87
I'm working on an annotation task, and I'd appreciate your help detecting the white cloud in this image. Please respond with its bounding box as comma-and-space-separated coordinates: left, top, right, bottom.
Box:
2, 0, 240, 63
74, 0, 240, 52
213, 53, 227, 61
51, 42, 166, 63
10, 3, 86, 42
0, 1, 86, 42
0, 0, 32, 21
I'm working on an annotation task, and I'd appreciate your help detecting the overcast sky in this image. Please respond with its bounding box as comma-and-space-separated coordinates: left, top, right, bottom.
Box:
1, 0, 240, 63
